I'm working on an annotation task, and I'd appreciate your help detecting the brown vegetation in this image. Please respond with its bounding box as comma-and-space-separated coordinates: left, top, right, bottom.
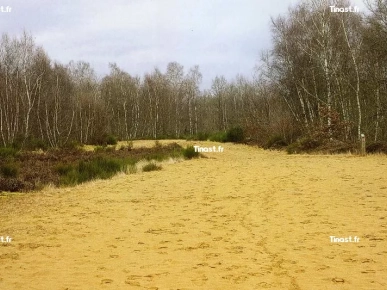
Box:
0, 143, 182, 192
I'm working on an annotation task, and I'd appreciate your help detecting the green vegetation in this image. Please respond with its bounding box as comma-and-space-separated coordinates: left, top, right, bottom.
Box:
154, 140, 162, 148
0, 142, 184, 192
266, 135, 288, 149
142, 162, 162, 172
0, 147, 19, 158
57, 157, 124, 186
226, 126, 245, 143
205, 127, 245, 143
183, 145, 200, 159
0, 163, 19, 178
208, 131, 228, 143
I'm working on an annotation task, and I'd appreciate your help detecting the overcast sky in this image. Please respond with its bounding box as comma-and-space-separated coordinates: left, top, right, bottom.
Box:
0, 0, 368, 89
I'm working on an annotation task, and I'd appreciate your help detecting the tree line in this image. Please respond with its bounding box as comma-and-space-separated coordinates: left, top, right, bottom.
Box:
0, 0, 386, 149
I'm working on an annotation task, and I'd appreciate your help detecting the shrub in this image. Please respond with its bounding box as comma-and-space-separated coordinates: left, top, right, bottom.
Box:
55, 163, 74, 175
183, 145, 200, 159
61, 140, 82, 151
266, 135, 288, 149
0, 147, 19, 158
298, 137, 321, 151
142, 162, 162, 172
106, 135, 118, 145
366, 141, 387, 154
94, 145, 107, 153
154, 140, 162, 148
196, 132, 209, 141
0, 163, 19, 178
286, 142, 300, 154
125, 164, 137, 174
286, 137, 321, 154
23, 137, 49, 151
119, 141, 134, 151
145, 153, 167, 162
90, 133, 118, 146
0, 177, 26, 192
209, 131, 228, 143
226, 126, 245, 143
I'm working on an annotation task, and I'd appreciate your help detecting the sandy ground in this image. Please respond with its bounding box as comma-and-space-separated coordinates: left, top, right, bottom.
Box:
0, 140, 386, 290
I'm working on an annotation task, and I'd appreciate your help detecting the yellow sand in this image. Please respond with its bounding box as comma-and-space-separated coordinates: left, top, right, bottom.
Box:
0, 141, 386, 290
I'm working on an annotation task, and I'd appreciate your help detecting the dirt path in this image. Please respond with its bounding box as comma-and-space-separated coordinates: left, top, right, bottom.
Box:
1, 141, 386, 289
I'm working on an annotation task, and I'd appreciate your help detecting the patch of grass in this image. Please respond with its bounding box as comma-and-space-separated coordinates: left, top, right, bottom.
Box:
94, 145, 116, 153
55, 163, 73, 175
24, 137, 49, 151
0, 147, 19, 158
183, 145, 200, 159
119, 141, 134, 151
154, 140, 162, 148
0, 141, 185, 192
0, 163, 19, 178
125, 164, 137, 174
145, 153, 168, 162
142, 162, 162, 172
60, 140, 82, 151
58, 156, 124, 186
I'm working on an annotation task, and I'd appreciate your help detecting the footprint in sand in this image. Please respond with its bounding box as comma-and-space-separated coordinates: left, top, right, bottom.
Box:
101, 278, 114, 284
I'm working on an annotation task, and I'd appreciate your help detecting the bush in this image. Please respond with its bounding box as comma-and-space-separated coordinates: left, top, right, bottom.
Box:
286, 137, 321, 154
0, 163, 19, 178
0, 177, 27, 192
226, 126, 245, 143
196, 132, 209, 141
55, 163, 73, 175
183, 145, 200, 159
286, 142, 300, 154
142, 162, 162, 172
90, 133, 118, 146
366, 141, 387, 154
266, 135, 288, 149
94, 145, 106, 153
119, 141, 133, 151
154, 140, 162, 148
106, 135, 118, 145
24, 137, 49, 151
61, 140, 82, 151
299, 137, 321, 151
0, 147, 19, 158
209, 132, 228, 143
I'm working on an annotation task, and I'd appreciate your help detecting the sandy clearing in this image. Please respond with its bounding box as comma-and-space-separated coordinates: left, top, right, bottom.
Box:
0, 140, 386, 289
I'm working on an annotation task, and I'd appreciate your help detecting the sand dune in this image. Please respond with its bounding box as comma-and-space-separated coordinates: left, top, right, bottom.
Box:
1, 141, 386, 289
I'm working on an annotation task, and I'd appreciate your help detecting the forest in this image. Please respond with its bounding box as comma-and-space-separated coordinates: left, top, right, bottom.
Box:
0, 0, 386, 151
